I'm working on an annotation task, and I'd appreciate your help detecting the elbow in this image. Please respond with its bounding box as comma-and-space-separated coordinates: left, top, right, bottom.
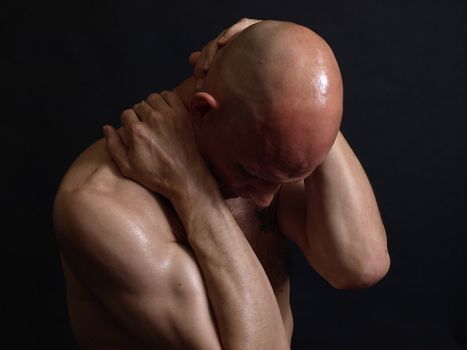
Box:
330, 252, 391, 290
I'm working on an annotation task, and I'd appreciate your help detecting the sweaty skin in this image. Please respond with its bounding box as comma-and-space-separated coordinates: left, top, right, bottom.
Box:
54, 20, 389, 349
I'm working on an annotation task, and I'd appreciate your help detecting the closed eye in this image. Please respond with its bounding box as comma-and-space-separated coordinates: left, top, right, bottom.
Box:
236, 163, 280, 187
236, 163, 257, 180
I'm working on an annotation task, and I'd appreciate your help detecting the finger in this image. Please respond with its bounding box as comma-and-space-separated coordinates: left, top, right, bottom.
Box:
193, 41, 217, 90
120, 108, 143, 147
219, 18, 256, 43
193, 45, 207, 79
218, 18, 261, 46
188, 51, 201, 65
195, 76, 203, 91
202, 39, 220, 71
117, 127, 129, 146
203, 28, 229, 71
214, 28, 228, 44
146, 92, 169, 111
121, 108, 140, 131
194, 19, 262, 81
103, 125, 130, 174
133, 100, 156, 123
160, 90, 186, 111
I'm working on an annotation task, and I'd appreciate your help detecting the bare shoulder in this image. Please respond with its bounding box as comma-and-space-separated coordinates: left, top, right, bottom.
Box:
53, 138, 181, 309
53, 139, 221, 349
54, 138, 183, 242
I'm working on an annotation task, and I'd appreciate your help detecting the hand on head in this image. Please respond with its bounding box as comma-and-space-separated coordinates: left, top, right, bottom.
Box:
104, 19, 344, 209
188, 20, 344, 178
188, 18, 262, 90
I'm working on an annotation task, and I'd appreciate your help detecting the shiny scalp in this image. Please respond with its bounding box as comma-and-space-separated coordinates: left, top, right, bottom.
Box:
203, 20, 344, 177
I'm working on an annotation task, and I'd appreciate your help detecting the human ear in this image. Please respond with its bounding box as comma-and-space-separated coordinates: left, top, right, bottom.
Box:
190, 92, 220, 120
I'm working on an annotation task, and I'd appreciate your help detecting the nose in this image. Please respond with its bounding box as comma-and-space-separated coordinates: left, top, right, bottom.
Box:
252, 194, 275, 208
249, 188, 277, 208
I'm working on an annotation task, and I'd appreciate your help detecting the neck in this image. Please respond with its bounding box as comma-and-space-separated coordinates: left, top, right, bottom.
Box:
172, 75, 198, 110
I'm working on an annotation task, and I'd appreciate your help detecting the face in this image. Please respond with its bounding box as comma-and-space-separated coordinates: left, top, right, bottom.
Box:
195, 118, 309, 208
218, 162, 282, 208
212, 157, 283, 208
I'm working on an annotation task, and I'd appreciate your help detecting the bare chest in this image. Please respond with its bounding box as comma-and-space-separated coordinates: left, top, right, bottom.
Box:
224, 198, 289, 289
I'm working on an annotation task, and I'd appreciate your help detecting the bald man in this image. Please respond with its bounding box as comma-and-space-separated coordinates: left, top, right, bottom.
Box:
54, 20, 389, 349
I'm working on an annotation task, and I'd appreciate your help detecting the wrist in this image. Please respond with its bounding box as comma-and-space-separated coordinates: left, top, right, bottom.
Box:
169, 172, 224, 221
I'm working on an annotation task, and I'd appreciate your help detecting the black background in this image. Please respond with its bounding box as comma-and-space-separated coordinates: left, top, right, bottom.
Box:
4, 0, 466, 349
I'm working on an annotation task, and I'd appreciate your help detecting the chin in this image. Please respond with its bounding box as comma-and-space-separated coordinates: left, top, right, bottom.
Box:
220, 186, 274, 207
219, 187, 239, 199
252, 199, 271, 208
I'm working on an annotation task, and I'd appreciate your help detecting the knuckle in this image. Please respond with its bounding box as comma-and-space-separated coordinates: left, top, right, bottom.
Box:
120, 108, 131, 117
129, 122, 145, 137
160, 90, 172, 99
194, 61, 203, 72
148, 92, 160, 101
207, 41, 217, 52
120, 109, 133, 121
105, 138, 114, 152
148, 110, 159, 120
207, 43, 216, 53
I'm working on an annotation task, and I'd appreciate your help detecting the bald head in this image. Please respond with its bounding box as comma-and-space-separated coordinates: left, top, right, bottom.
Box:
199, 20, 343, 181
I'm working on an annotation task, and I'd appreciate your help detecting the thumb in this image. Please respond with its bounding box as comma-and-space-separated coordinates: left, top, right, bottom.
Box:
103, 125, 130, 174
188, 51, 201, 66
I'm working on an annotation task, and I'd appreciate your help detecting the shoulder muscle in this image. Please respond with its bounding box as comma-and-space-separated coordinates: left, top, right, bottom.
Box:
54, 186, 222, 349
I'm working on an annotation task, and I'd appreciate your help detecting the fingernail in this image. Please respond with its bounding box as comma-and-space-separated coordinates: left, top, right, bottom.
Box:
196, 78, 203, 90
102, 125, 108, 136
203, 57, 209, 70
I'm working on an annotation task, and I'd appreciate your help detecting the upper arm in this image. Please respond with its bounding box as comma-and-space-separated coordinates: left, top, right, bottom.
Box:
276, 181, 309, 253
54, 187, 222, 349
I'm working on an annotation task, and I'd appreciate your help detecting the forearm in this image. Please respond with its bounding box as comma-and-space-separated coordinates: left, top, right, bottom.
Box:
173, 181, 289, 349
305, 131, 390, 288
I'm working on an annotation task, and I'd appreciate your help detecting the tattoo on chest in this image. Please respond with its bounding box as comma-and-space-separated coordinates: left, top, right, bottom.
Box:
255, 205, 278, 233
